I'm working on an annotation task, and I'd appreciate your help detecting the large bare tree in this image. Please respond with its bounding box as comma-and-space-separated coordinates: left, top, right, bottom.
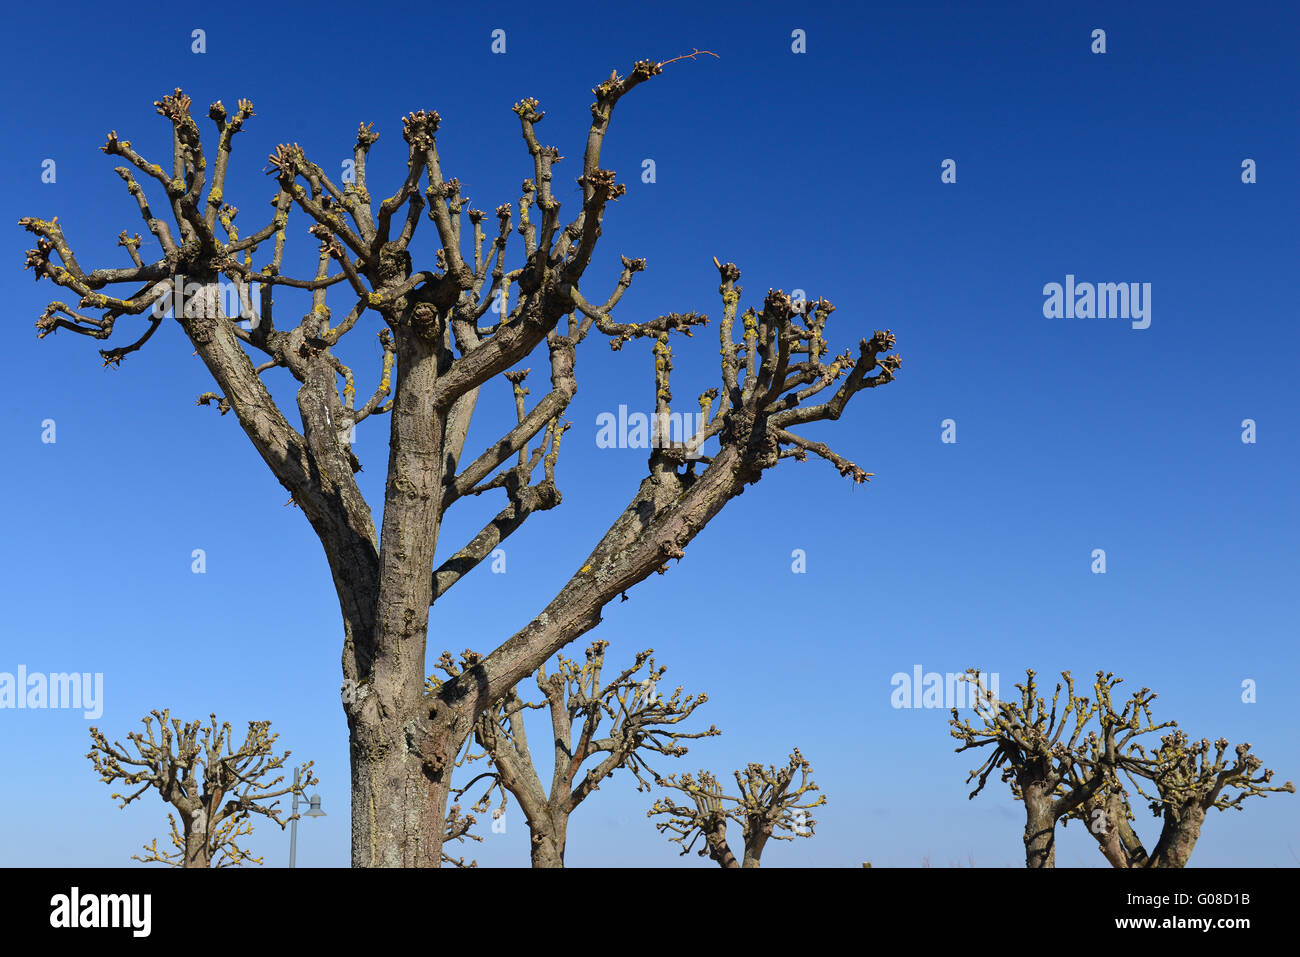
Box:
88, 710, 315, 867
22, 57, 900, 866
448, 639, 717, 866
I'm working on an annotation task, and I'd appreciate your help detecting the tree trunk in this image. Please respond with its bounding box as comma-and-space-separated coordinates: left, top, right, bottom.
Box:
1082, 794, 1129, 868
348, 321, 457, 867
1084, 793, 1150, 868
1023, 787, 1057, 869
1092, 816, 1133, 868
182, 823, 212, 868
705, 821, 740, 868
530, 817, 568, 868
1148, 803, 1205, 868
349, 730, 453, 867
741, 819, 771, 867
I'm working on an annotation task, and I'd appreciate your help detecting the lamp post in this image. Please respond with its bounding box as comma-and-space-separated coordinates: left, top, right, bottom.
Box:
288, 767, 325, 868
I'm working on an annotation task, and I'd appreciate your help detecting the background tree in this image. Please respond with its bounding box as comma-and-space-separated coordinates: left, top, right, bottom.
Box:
446, 639, 717, 867
952, 669, 1294, 868
87, 710, 315, 867
949, 669, 1167, 868
23, 56, 899, 866
648, 748, 824, 868
1065, 730, 1294, 868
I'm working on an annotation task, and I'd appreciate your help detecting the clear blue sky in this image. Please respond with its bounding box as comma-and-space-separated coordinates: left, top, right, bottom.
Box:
2, 0, 1296, 867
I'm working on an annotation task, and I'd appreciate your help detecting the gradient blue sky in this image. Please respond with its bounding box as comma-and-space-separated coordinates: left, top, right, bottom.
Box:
2, 0, 1297, 867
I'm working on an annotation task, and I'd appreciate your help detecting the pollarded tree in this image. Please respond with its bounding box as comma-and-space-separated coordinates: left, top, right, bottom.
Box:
1065, 729, 1294, 869
23, 56, 900, 867
87, 710, 316, 867
648, 748, 824, 867
952, 669, 1294, 868
949, 669, 1169, 868
447, 640, 717, 867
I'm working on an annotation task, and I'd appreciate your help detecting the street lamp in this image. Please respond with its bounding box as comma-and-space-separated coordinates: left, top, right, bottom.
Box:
288, 767, 325, 868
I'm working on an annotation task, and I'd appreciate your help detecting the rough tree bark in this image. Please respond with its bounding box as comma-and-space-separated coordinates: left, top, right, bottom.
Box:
1020, 782, 1059, 869
22, 58, 900, 867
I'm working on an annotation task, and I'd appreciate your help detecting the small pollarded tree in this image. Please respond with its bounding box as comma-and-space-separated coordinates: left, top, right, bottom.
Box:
23, 56, 900, 866
648, 748, 824, 868
443, 639, 717, 867
951, 669, 1294, 868
949, 669, 1169, 868
1065, 730, 1294, 869
87, 710, 316, 867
